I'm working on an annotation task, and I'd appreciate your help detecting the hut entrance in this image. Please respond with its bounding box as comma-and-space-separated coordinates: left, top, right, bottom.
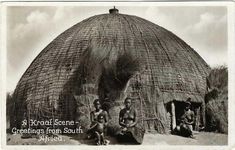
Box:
166, 101, 203, 132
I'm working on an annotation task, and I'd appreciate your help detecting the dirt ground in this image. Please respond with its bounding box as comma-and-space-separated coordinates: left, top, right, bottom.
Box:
7, 131, 227, 145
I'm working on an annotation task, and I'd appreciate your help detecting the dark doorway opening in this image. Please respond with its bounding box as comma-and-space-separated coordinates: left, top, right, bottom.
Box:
166, 100, 202, 131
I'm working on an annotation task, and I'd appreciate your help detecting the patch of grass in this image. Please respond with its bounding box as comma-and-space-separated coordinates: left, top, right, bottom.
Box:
205, 65, 228, 134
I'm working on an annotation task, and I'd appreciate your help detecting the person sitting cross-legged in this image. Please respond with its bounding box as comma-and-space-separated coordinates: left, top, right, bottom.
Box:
116, 97, 145, 144
180, 98, 195, 138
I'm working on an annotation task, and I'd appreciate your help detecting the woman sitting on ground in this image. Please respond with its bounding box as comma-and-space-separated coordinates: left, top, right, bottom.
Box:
117, 97, 145, 144
180, 98, 195, 138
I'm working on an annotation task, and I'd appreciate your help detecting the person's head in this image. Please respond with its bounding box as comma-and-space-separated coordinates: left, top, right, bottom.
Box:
185, 105, 190, 111
97, 114, 105, 123
93, 99, 101, 110
185, 97, 191, 111
124, 97, 132, 109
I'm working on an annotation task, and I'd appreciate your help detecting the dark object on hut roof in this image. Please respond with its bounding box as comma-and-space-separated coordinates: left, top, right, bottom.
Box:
10, 8, 210, 133
109, 6, 119, 14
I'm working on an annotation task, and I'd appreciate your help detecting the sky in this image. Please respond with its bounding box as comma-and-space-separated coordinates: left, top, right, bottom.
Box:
6, 5, 228, 92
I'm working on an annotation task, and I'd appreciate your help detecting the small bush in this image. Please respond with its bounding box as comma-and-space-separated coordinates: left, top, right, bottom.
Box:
205, 65, 228, 134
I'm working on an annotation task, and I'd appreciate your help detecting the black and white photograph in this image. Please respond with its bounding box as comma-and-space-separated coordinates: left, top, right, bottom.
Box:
1, 1, 234, 148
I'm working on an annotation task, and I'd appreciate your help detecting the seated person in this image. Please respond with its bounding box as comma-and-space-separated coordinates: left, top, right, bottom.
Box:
119, 98, 137, 130
117, 97, 145, 144
180, 98, 195, 138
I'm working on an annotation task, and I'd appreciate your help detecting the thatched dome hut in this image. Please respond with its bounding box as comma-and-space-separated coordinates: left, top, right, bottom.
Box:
11, 8, 210, 133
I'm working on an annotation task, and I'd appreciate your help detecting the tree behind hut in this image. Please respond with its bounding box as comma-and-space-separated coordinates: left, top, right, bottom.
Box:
6, 92, 14, 130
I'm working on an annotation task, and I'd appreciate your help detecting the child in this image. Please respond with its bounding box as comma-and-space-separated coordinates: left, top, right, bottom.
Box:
89, 114, 107, 145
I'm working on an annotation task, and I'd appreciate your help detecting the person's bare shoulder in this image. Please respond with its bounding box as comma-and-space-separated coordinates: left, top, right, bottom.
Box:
190, 110, 195, 115
102, 110, 108, 116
